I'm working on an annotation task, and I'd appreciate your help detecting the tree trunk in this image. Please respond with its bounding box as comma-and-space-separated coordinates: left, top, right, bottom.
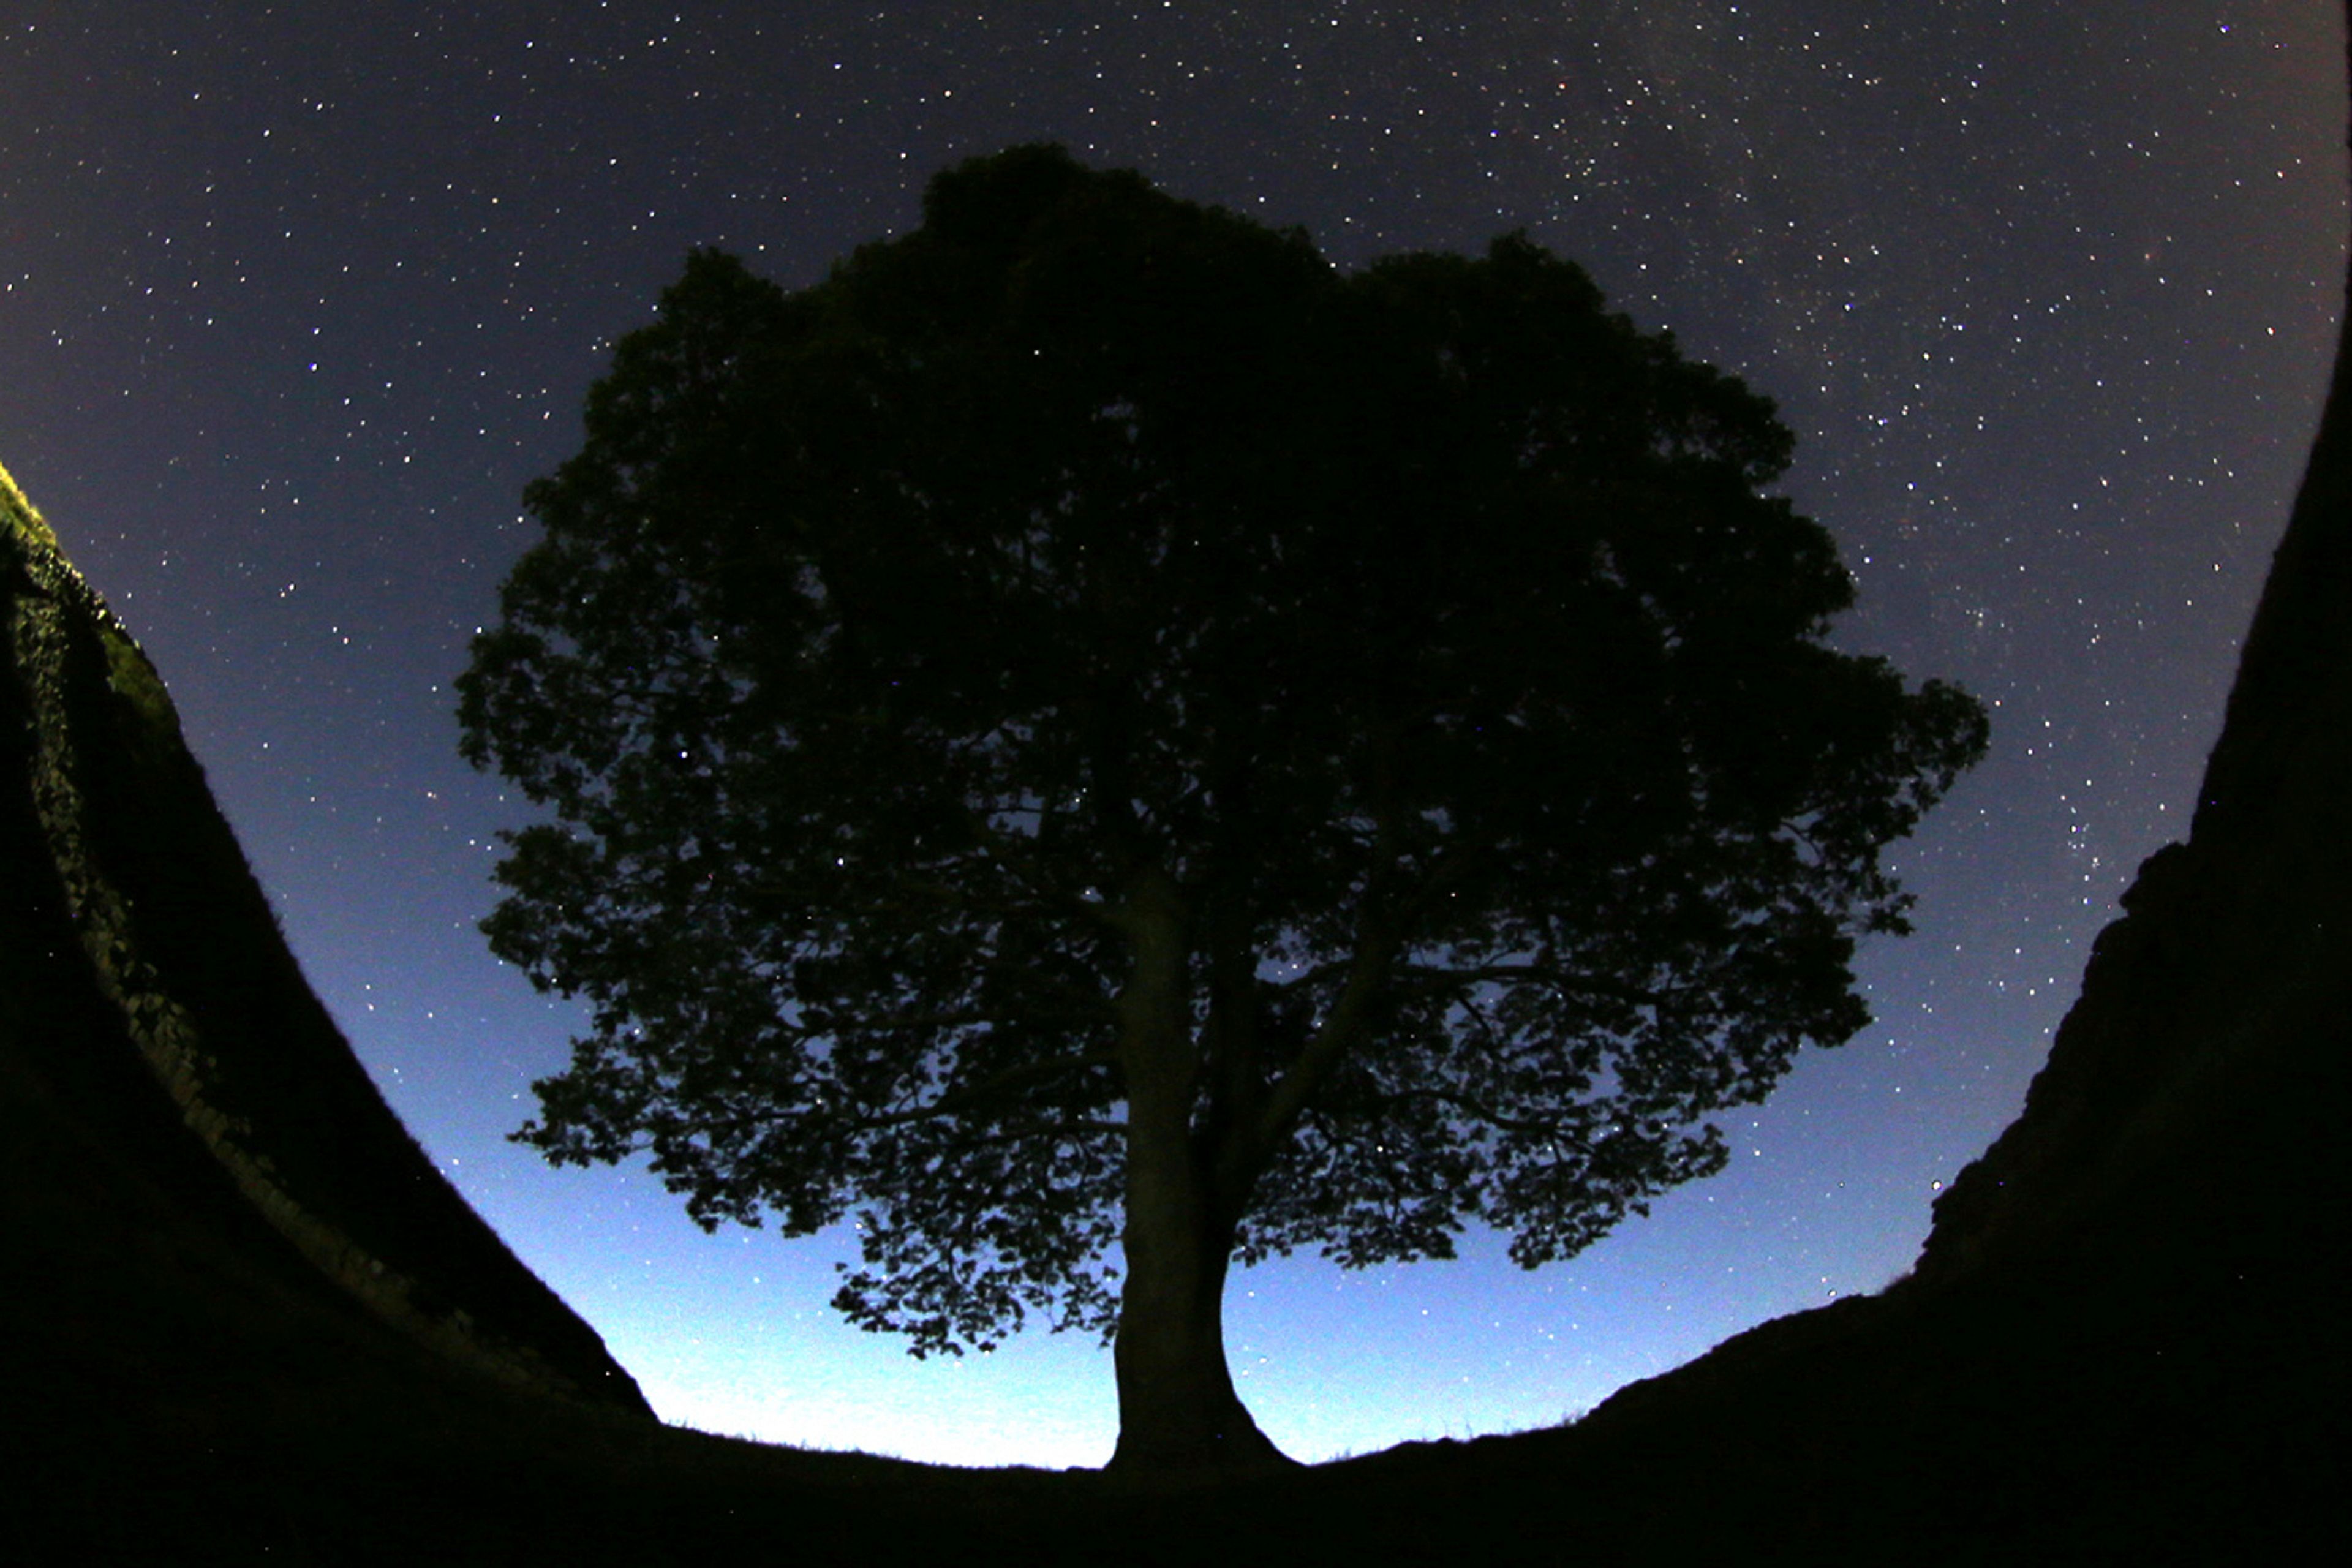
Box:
1104, 869, 1293, 1477
1107, 1189, 1289, 1475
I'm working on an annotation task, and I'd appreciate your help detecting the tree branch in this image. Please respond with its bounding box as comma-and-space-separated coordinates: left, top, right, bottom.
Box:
824, 1002, 1114, 1038
907, 1117, 1130, 1155
850, 1049, 1121, 1130
1342, 1082, 1575, 1139
1250, 837, 1497, 1155
1393, 960, 1660, 1009
955, 801, 1117, 927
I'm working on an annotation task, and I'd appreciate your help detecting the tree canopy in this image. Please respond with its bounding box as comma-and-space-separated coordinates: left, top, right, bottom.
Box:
458, 145, 1988, 1472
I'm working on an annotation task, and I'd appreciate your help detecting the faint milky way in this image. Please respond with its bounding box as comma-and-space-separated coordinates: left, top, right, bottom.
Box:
2, 2, 2342, 1465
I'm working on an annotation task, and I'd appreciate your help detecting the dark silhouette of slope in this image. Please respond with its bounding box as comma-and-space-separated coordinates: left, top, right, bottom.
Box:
1, 469, 649, 1418
1, 466, 694, 1556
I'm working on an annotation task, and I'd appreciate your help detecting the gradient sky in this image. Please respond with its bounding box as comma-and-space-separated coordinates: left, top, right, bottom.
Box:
3, 2, 2343, 1468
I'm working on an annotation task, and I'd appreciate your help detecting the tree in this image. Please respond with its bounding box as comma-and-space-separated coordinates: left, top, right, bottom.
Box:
457, 146, 1989, 1475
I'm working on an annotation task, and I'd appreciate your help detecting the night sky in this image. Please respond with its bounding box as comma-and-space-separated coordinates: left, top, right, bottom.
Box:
4, 2, 2343, 1468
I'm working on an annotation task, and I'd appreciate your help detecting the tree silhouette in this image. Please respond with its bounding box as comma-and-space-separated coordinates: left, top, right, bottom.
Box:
458, 146, 1988, 1474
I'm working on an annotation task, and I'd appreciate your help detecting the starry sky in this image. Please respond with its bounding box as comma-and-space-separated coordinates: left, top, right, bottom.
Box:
3, 2, 2343, 1468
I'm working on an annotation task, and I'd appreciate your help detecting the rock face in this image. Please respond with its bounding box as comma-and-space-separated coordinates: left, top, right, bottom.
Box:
1, 462, 651, 1430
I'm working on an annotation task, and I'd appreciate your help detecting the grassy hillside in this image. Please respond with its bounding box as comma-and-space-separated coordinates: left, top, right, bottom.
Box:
2, 460, 650, 1419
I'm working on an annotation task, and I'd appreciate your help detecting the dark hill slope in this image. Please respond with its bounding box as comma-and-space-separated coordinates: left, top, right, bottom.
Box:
0, 467, 648, 1420
1, 467, 682, 1556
